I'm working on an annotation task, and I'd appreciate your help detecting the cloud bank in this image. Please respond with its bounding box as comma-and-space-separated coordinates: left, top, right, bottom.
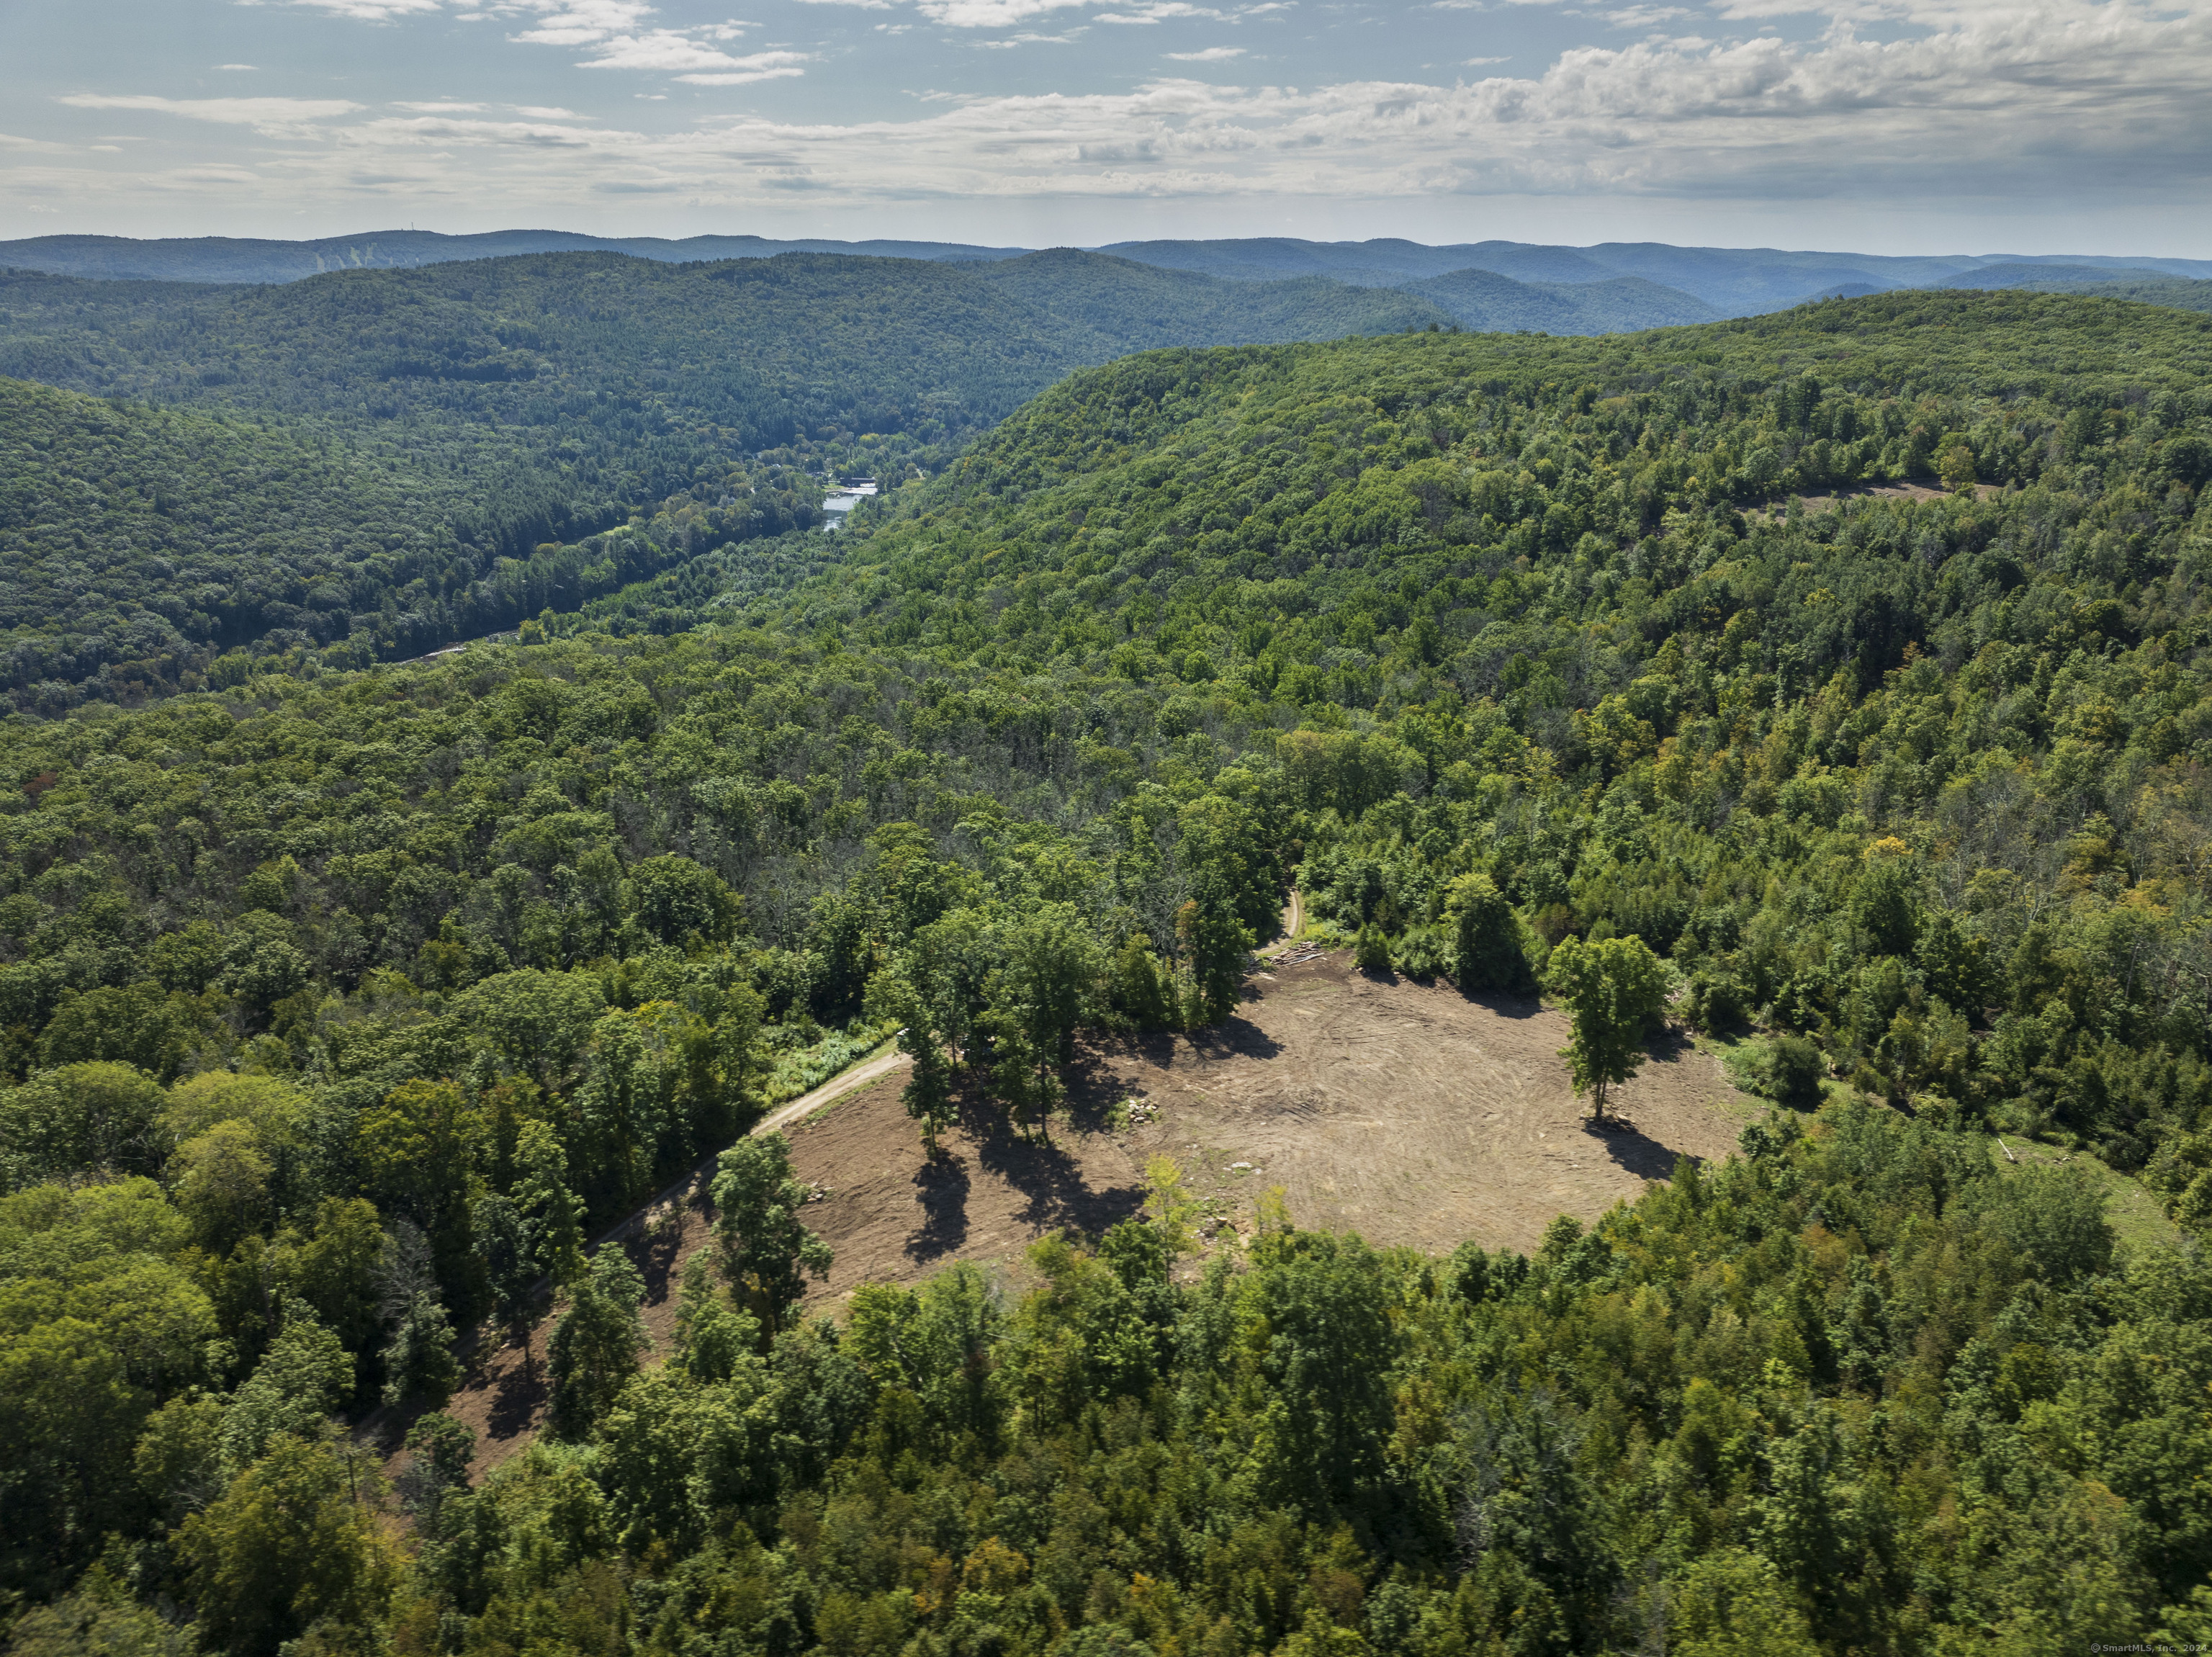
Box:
14, 0, 2211, 236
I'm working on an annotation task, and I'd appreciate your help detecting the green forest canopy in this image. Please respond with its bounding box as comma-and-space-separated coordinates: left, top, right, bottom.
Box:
1, 286, 2211, 1653
0, 250, 1468, 701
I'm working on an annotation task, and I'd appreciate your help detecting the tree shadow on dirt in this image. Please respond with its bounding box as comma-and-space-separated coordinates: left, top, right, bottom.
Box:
1459, 989, 1545, 1022
1568, 1030, 1714, 1179
1069, 1020, 1282, 1101
905, 1152, 972, 1264
482, 1354, 549, 1446
1635, 1025, 1701, 1066
1581, 1115, 1701, 1181
1060, 1050, 1136, 1131
629, 1213, 689, 1311
963, 1098, 1143, 1244
1185, 1014, 1282, 1064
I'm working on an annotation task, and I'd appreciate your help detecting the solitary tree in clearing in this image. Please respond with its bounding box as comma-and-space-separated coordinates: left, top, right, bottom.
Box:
712, 1132, 832, 1337
1545, 934, 1670, 1123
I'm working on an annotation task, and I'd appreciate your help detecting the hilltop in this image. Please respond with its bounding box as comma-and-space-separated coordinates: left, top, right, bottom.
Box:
1, 286, 2210, 1656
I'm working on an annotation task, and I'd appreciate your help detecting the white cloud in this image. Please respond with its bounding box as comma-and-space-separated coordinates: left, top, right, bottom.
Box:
1166, 45, 1246, 57
217, 63, 260, 70
1097, 1, 1227, 20
286, 0, 446, 17
482, 0, 654, 44
514, 104, 585, 116
396, 99, 489, 109
466, 0, 811, 81
505, 0, 658, 45
349, 112, 606, 145
679, 65, 810, 82
55, 94, 365, 135
574, 34, 809, 80
32, 0, 2212, 221
914, 0, 1089, 25
1597, 6, 1689, 24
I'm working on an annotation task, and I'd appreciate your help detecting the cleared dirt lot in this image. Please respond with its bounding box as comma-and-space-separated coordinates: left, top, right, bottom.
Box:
418, 948, 1754, 1476
1093, 950, 1754, 1255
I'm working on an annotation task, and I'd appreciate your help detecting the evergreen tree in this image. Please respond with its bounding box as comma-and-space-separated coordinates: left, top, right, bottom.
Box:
378, 1292, 460, 1411
546, 1247, 649, 1440
711, 1133, 832, 1336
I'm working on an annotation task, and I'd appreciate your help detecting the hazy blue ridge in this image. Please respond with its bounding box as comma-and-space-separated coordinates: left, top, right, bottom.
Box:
0, 228, 1031, 285
1932, 263, 2198, 290
14, 228, 2212, 317
1394, 268, 1719, 333
974, 249, 1455, 345
1096, 236, 2212, 314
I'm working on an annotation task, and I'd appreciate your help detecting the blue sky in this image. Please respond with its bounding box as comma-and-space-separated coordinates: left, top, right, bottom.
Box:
5, 0, 2210, 253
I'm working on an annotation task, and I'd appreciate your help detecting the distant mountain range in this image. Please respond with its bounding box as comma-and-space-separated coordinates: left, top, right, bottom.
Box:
1092, 237, 2212, 315
4, 229, 2210, 338
0, 229, 1026, 286
1395, 269, 1719, 333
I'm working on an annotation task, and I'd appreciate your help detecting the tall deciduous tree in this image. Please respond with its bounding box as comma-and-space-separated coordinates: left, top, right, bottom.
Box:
869, 968, 956, 1153
222, 1305, 353, 1473
472, 1191, 541, 1363
1177, 881, 1252, 1025
711, 1133, 832, 1337
0, 1061, 166, 1187
174, 1434, 393, 1657
547, 1247, 649, 1439
1546, 934, 1671, 1122
1446, 872, 1532, 993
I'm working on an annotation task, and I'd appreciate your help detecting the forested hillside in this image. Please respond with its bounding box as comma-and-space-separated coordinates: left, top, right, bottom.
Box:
1398, 269, 1717, 333
1966, 274, 2212, 313
0, 368, 829, 706
0, 251, 1457, 701
3, 288, 2211, 1654
974, 251, 1450, 346
1096, 237, 2212, 313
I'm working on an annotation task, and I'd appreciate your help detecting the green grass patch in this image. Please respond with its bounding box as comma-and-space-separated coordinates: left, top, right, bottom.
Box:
765, 1023, 898, 1107
1983, 1136, 2183, 1257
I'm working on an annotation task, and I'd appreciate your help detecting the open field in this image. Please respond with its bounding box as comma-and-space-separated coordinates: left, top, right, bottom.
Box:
413, 948, 1755, 1476
1092, 950, 1754, 1255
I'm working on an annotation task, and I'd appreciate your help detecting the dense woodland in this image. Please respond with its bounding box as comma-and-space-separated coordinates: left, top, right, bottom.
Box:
2, 282, 2211, 1654
0, 251, 1466, 700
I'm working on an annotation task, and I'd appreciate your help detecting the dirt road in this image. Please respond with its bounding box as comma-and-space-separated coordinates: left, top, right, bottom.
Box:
417, 1047, 913, 1475
577, 1047, 910, 1254
757, 1048, 909, 1136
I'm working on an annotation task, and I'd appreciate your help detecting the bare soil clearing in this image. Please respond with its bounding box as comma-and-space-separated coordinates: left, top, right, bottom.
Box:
417, 1057, 1148, 1478
1089, 951, 1753, 1256
403, 948, 1755, 1478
